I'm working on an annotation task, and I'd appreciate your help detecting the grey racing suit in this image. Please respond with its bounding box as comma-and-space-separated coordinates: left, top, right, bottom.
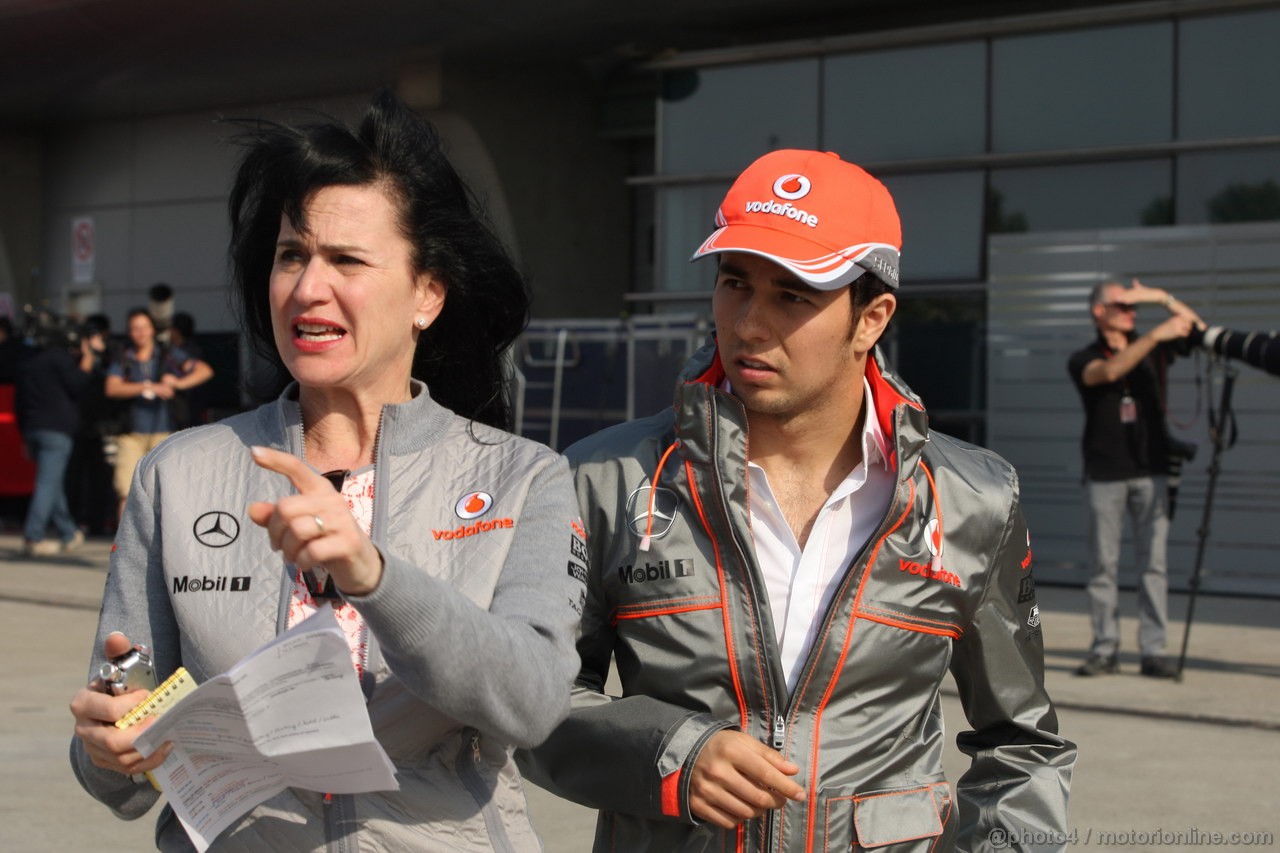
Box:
521, 345, 1075, 852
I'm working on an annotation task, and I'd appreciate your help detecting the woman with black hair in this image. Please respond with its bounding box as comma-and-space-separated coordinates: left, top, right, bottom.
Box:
70, 91, 584, 851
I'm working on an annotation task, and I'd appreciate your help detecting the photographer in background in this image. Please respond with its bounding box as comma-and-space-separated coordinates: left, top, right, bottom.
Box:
1189, 324, 1280, 377
15, 320, 95, 556
1068, 279, 1203, 679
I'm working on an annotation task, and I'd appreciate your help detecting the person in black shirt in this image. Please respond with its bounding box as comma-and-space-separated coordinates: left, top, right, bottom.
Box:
1067, 279, 1200, 679
0, 317, 23, 384
16, 334, 96, 555
66, 315, 118, 536
166, 311, 214, 429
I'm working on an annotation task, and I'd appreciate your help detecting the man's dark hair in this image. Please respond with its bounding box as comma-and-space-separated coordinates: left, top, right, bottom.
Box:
845, 270, 892, 344
1089, 281, 1119, 307
227, 89, 530, 430
851, 271, 890, 320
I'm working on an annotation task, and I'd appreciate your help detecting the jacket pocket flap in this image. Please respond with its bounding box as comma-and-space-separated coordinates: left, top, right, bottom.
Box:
853, 785, 944, 848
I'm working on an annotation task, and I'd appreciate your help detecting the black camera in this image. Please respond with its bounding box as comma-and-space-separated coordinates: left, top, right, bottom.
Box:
20, 307, 82, 353
1166, 436, 1198, 464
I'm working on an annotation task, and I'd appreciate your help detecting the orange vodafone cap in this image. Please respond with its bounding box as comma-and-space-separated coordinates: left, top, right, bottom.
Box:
690, 149, 902, 289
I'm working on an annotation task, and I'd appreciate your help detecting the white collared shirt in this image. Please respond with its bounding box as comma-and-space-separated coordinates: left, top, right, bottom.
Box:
742, 379, 896, 693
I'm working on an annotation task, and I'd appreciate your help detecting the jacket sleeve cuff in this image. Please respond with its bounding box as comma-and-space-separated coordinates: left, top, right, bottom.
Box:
70, 739, 159, 820
340, 550, 444, 647
657, 714, 734, 822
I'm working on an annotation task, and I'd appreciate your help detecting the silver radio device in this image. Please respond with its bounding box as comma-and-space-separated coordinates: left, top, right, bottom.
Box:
99, 644, 158, 695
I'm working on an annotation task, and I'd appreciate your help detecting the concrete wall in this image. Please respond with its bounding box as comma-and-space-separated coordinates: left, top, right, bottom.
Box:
444, 61, 634, 318
33, 66, 634, 333
987, 223, 1280, 596
0, 133, 42, 308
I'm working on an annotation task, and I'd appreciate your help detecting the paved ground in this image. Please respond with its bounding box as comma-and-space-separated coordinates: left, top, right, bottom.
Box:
2, 533, 1277, 851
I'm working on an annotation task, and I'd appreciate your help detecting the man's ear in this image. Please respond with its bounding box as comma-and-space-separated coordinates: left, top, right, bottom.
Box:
853, 293, 896, 355
1090, 301, 1106, 325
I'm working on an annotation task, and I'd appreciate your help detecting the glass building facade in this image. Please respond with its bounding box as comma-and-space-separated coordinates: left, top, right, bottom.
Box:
646, 4, 1280, 444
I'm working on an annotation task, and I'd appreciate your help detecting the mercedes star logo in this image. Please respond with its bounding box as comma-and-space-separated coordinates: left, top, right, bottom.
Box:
193, 511, 240, 548
625, 486, 680, 540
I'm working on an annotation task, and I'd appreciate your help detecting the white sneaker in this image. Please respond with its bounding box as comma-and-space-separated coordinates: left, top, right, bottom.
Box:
23, 539, 61, 557
64, 530, 86, 552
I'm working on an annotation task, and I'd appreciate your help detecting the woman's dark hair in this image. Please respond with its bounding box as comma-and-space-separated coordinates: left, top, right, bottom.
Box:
125, 308, 156, 330
227, 89, 530, 430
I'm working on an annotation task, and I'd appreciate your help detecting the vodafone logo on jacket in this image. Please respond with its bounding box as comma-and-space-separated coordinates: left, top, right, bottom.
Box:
455, 491, 494, 519
925, 518, 942, 557
435, 490, 514, 541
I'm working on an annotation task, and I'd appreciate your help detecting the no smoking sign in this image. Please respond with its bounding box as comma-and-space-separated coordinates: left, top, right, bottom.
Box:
71, 216, 95, 284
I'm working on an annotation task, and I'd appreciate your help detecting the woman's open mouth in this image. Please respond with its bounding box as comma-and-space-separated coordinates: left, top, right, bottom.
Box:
291, 319, 348, 351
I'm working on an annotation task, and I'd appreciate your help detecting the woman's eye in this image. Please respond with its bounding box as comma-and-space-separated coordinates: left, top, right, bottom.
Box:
335, 255, 364, 266
276, 249, 304, 264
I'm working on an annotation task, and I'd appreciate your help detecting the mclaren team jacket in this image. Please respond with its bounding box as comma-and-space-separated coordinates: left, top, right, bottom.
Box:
72, 381, 584, 852
521, 345, 1076, 852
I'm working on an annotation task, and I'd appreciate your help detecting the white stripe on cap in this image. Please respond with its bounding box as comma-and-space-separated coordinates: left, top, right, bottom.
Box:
692, 231, 900, 288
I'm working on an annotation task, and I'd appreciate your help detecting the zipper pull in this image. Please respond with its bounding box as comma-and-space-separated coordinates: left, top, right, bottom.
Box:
772, 715, 786, 750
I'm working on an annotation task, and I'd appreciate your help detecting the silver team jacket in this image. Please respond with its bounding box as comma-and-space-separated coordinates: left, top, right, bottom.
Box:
72, 381, 585, 852
522, 346, 1076, 852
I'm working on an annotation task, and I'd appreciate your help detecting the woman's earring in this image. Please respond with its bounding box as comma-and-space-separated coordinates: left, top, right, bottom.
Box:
415, 317, 427, 329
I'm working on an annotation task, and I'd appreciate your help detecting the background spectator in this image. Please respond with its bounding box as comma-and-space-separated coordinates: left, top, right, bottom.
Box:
15, 327, 94, 555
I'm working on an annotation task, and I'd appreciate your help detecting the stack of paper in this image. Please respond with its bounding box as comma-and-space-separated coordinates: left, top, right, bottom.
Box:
133, 607, 398, 851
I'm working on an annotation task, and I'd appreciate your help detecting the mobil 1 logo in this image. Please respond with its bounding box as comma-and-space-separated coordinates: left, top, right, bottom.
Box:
618, 559, 694, 585
172, 575, 252, 594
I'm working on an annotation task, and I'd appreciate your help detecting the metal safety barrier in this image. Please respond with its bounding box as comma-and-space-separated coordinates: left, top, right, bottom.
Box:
511, 314, 711, 450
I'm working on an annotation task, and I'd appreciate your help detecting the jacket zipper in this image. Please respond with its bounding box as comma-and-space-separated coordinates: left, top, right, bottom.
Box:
706, 391, 787, 736
706, 391, 787, 853
772, 715, 786, 749
455, 729, 516, 853
789, 407, 919, 852
765, 405, 917, 850
297, 400, 390, 853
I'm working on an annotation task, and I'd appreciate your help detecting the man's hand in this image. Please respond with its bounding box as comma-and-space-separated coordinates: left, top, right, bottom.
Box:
1117, 278, 1165, 306
1151, 314, 1193, 343
247, 446, 383, 595
1124, 279, 1206, 328
70, 632, 173, 777
688, 730, 806, 829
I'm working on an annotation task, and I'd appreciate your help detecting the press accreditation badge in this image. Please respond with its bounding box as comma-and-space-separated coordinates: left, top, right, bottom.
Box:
1119, 394, 1137, 424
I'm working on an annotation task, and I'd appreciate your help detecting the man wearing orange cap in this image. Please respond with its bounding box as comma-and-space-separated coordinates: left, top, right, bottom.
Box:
523, 150, 1075, 851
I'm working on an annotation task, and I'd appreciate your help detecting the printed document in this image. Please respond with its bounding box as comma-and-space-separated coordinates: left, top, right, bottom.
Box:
133, 606, 397, 851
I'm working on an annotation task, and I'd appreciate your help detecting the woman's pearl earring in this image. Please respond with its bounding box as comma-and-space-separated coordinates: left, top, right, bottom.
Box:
415, 317, 427, 329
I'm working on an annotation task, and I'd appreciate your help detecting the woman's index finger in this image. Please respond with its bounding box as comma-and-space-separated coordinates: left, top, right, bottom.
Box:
249, 445, 329, 495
